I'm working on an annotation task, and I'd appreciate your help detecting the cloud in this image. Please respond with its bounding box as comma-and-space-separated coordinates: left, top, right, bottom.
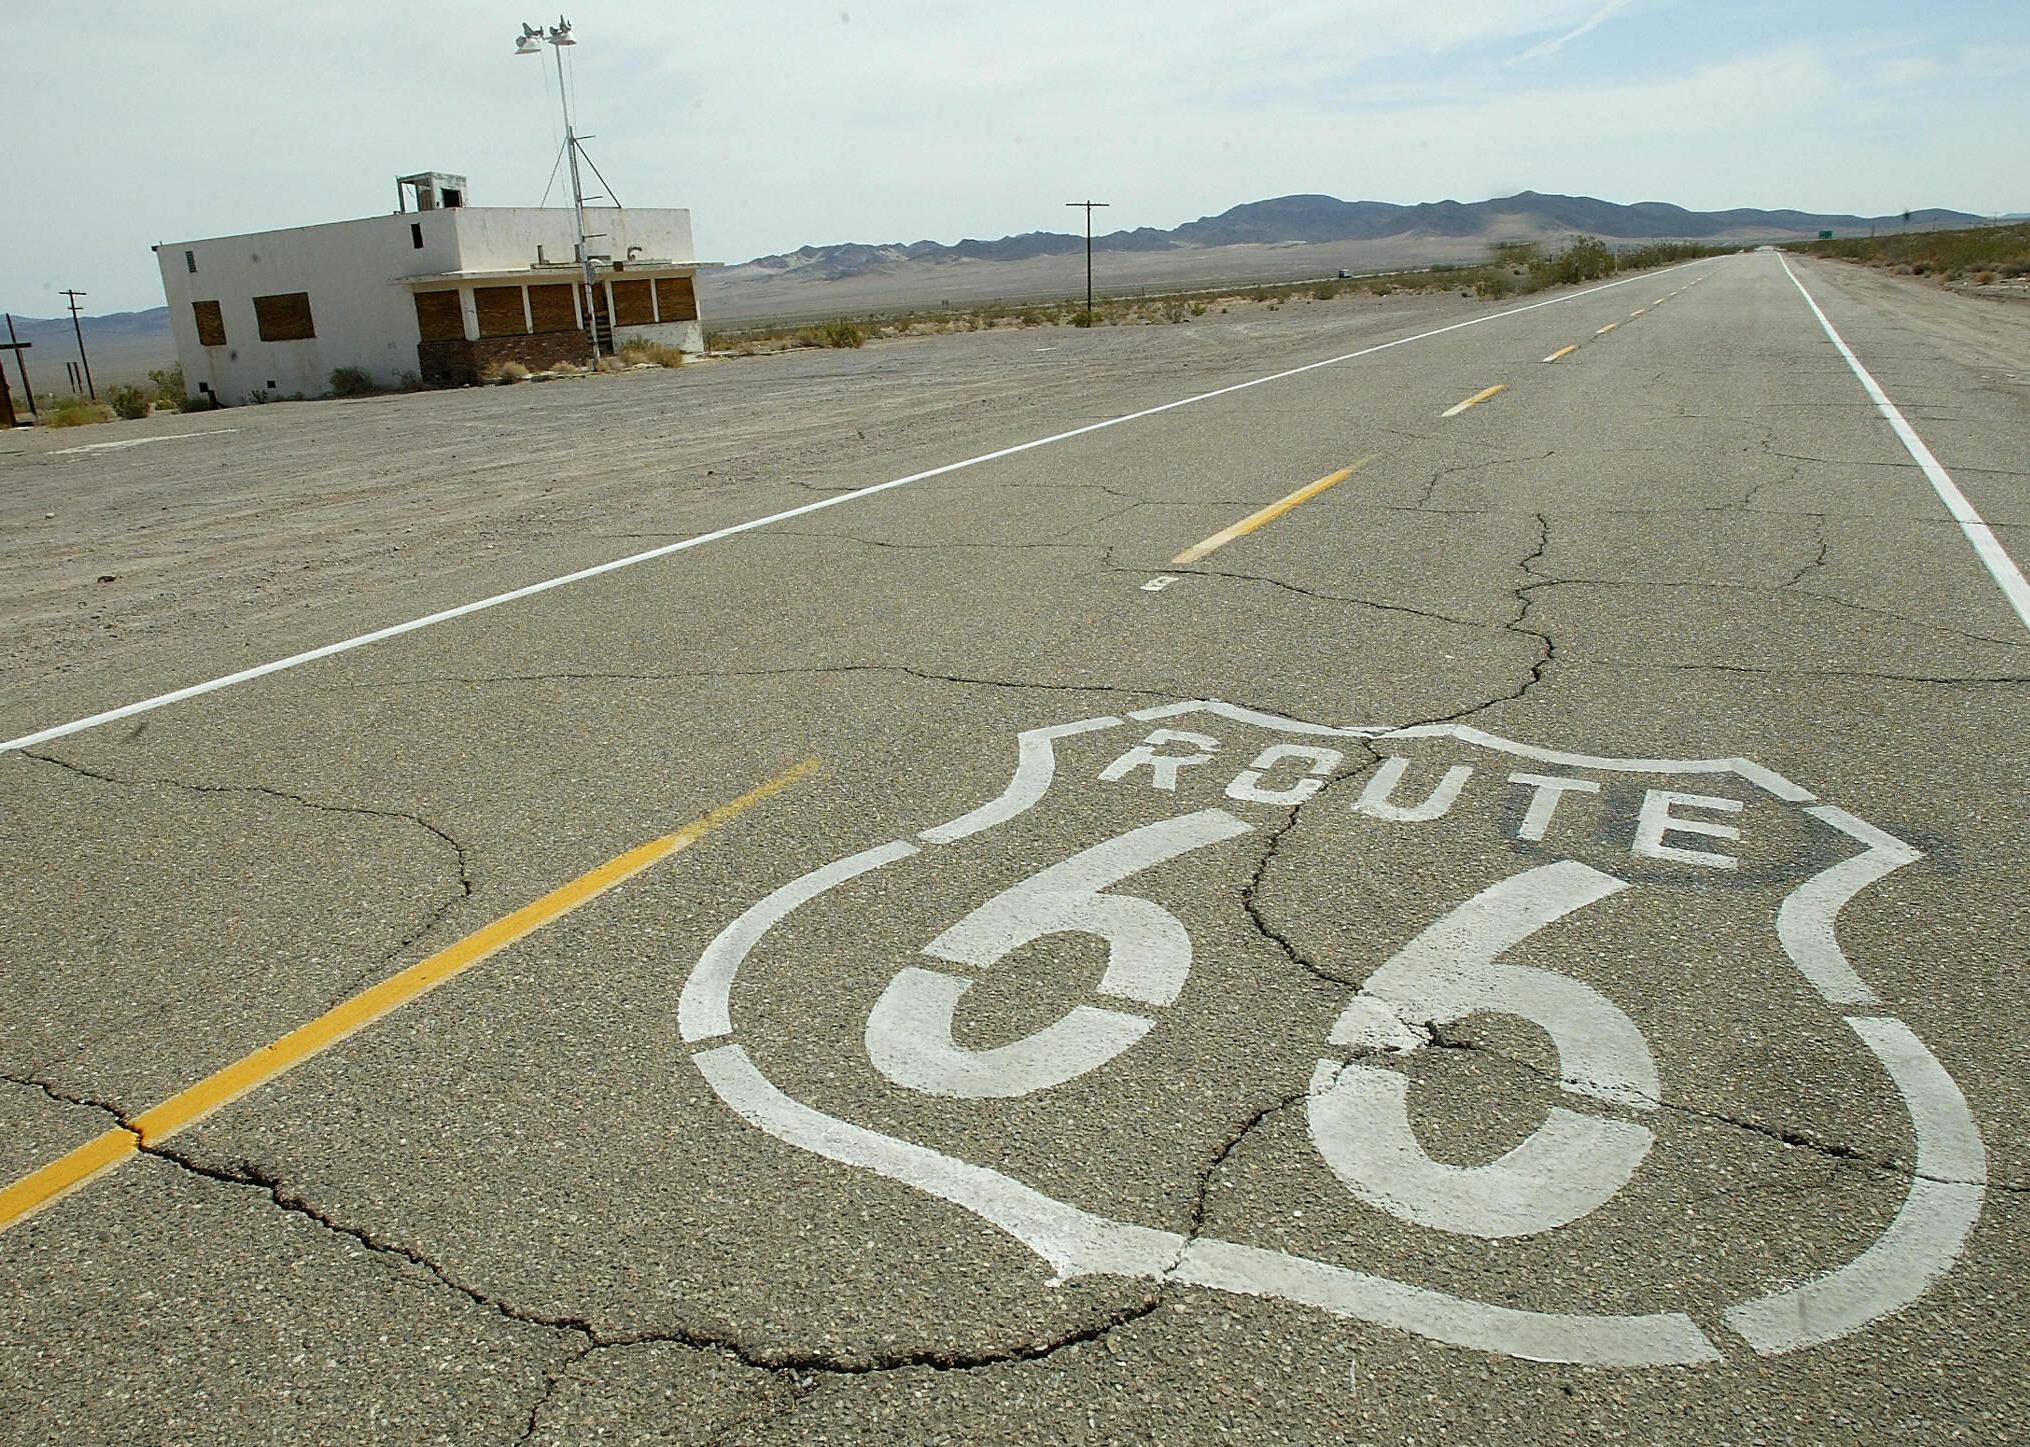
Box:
1508, 0, 1635, 66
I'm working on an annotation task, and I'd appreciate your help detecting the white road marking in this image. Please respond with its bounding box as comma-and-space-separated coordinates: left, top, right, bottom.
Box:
1775, 805, 1923, 1006
678, 839, 919, 1043
693, 1042, 1722, 1365
50, 428, 239, 456
1314, 862, 1658, 1239
1779, 253, 2030, 632
1, 263, 1706, 755
678, 703, 1982, 1369
1140, 574, 1180, 592
1723, 1016, 1985, 1354
918, 716, 1123, 845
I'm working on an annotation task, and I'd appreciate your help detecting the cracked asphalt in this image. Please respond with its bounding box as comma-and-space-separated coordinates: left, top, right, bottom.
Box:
1, 252, 2026, 1444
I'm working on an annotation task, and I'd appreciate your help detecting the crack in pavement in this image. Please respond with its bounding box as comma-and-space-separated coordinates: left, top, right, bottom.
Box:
1529, 575, 2030, 650
1567, 659, 2030, 686
309, 662, 1198, 708
1417, 1024, 2022, 1193
1238, 760, 1382, 992
17, 750, 476, 1003
1782, 521, 1831, 589
1100, 548, 1495, 630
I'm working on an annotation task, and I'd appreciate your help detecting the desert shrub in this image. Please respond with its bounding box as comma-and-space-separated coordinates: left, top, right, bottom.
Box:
1491, 241, 1542, 267
328, 366, 380, 397
595, 355, 629, 373
106, 384, 151, 420
1189, 302, 1207, 316
178, 393, 216, 412
818, 320, 864, 348
1070, 310, 1095, 327
146, 366, 185, 405
1476, 270, 1515, 298
619, 339, 685, 367
48, 399, 116, 427
1975, 271, 1998, 285
1310, 282, 1340, 301
481, 360, 531, 384
549, 360, 586, 376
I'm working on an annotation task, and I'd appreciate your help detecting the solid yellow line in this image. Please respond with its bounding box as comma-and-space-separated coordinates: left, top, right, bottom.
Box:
0, 759, 819, 1235
1171, 456, 1374, 565
0, 1130, 138, 1235
1541, 345, 1578, 363
1440, 383, 1508, 418
1595, 322, 1619, 336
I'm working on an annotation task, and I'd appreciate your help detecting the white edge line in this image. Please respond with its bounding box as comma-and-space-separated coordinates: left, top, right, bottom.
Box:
2, 262, 1706, 755
1778, 253, 2030, 632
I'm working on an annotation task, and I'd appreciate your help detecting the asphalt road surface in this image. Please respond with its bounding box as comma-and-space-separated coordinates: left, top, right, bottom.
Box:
1, 252, 2026, 1445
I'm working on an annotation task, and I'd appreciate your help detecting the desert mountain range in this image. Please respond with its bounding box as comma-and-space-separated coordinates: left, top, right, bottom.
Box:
9, 191, 1986, 375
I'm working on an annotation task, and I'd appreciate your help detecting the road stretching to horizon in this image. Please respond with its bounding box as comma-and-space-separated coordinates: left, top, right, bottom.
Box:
1, 251, 2025, 1444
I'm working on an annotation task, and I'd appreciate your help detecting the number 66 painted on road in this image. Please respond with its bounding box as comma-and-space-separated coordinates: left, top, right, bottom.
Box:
864, 808, 1656, 1240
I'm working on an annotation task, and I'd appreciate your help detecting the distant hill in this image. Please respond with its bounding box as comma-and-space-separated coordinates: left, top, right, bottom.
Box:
2, 307, 175, 390
725, 191, 1986, 283
13, 191, 1993, 352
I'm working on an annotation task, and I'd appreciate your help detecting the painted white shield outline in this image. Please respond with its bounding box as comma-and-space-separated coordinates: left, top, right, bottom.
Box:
677, 700, 1986, 1368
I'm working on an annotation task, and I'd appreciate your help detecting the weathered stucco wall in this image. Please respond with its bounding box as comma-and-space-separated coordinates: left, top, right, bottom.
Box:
155, 207, 697, 403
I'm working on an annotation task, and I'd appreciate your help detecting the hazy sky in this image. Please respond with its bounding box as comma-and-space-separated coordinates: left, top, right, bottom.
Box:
9, 1, 2026, 315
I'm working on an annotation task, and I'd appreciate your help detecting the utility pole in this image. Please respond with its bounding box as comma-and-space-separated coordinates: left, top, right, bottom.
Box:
3, 314, 34, 419
60, 289, 94, 399
1065, 200, 1110, 321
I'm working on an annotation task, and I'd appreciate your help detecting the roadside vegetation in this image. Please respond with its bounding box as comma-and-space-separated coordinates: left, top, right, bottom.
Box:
701, 237, 1733, 354
31, 364, 198, 426
1785, 222, 2030, 286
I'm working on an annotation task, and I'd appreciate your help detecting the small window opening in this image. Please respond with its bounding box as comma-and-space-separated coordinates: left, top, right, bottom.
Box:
441, 188, 463, 208
410, 222, 424, 249
184, 250, 196, 274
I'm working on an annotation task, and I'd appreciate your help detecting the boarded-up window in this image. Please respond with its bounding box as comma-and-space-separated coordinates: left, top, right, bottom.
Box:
193, 300, 227, 347
654, 276, 698, 322
528, 283, 578, 332
413, 290, 465, 342
610, 279, 655, 327
253, 292, 316, 342
475, 286, 527, 337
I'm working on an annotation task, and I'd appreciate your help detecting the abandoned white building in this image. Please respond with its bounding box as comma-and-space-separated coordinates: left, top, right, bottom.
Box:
154, 172, 705, 403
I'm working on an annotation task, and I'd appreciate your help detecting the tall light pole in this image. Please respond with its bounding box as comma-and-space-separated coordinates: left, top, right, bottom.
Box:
517, 16, 600, 362
1066, 201, 1109, 321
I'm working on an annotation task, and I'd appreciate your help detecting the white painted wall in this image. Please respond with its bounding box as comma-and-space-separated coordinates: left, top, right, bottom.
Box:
448, 207, 694, 272
155, 206, 696, 403
614, 320, 705, 354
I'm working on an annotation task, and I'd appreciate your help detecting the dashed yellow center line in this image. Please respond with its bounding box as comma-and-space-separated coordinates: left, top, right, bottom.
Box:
0, 759, 820, 1237
1441, 383, 1508, 418
1594, 322, 1619, 336
1541, 345, 1578, 363
1629, 308, 1647, 317
1170, 456, 1375, 565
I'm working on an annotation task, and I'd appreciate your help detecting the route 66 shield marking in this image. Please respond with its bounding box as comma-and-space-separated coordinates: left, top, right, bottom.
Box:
677, 700, 1985, 1369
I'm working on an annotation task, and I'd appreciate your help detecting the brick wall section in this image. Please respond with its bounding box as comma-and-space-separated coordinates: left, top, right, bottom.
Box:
417, 329, 592, 386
